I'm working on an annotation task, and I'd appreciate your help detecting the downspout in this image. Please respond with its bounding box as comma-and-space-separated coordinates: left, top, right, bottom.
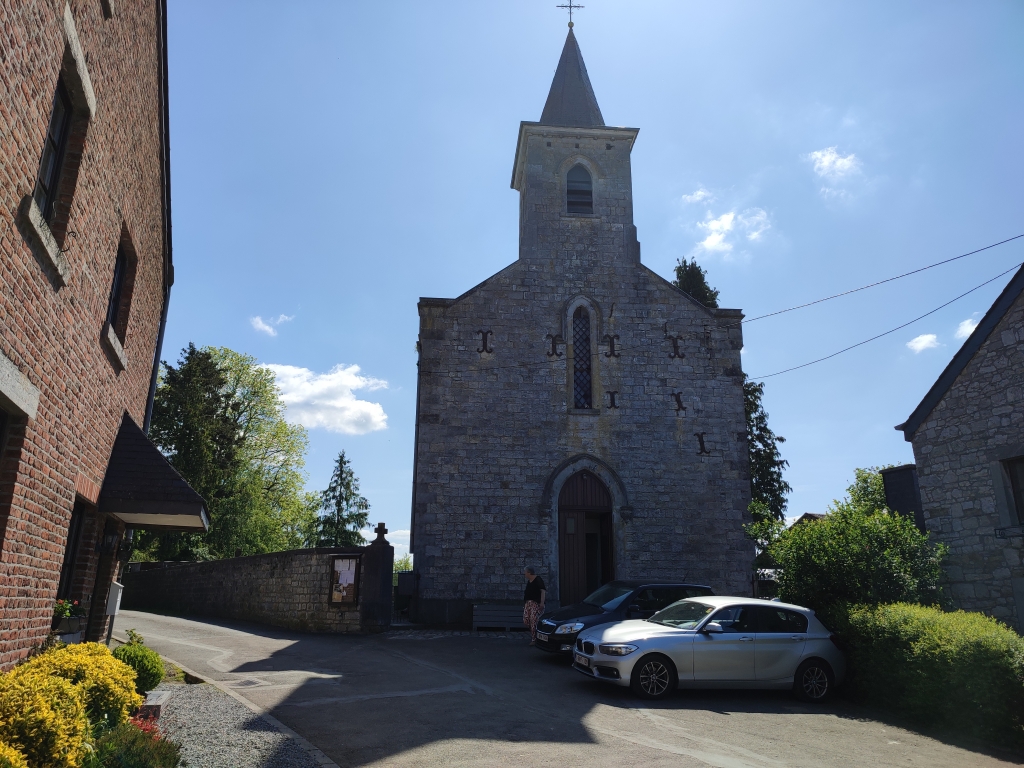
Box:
144, 0, 172, 434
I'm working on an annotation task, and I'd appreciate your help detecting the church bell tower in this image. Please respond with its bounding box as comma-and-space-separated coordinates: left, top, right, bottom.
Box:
511, 28, 642, 265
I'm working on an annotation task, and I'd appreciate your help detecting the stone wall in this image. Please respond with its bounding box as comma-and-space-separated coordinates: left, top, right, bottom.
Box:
121, 541, 395, 633
411, 120, 753, 625
0, 1, 171, 667
909, 286, 1024, 628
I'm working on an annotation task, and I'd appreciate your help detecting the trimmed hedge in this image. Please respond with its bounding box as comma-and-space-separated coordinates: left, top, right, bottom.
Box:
112, 645, 164, 695
0, 742, 29, 768
0, 672, 88, 768
834, 603, 1024, 744
13, 644, 142, 729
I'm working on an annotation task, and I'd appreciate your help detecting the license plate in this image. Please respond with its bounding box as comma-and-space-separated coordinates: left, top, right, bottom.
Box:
574, 653, 590, 667
536, 632, 549, 642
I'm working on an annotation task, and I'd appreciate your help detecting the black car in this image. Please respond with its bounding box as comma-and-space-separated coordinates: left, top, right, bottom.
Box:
534, 580, 715, 655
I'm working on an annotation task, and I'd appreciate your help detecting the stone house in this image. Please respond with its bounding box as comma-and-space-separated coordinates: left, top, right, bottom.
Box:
0, 1, 204, 667
410, 28, 753, 625
897, 263, 1024, 628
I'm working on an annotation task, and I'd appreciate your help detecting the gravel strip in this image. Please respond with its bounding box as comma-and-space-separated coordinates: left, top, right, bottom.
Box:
155, 682, 319, 768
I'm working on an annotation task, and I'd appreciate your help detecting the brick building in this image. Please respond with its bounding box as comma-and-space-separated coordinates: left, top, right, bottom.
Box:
0, 1, 205, 668
897, 263, 1024, 629
410, 29, 753, 624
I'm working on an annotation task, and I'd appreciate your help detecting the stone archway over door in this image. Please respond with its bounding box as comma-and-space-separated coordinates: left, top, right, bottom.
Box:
559, 471, 613, 605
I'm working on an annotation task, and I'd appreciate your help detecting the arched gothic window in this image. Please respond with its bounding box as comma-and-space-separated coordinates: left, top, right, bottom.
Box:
566, 164, 593, 215
572, 306, 593, 409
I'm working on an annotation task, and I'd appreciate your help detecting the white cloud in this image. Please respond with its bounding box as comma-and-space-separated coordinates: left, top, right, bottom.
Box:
264, 363, 388, 434
250, 316, 277, 336
360, 527, 410, 559
955, 317, 978, 339
694, 208, 770, 253
250, 314, 295, 337
808, 147, 861, 180
906, 334, 939, 353
682, 187, 713, 205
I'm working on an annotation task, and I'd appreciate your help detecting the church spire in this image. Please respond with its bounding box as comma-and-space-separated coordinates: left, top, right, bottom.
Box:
539, 28, 605, 128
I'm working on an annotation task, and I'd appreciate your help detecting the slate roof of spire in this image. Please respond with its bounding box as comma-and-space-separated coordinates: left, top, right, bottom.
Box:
540, 28, 605, 127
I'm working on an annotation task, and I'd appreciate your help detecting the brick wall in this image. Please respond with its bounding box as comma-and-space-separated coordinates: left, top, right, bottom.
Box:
909, 287, 1024, 627
0, 1, 170, 666
121, 544, 395, 633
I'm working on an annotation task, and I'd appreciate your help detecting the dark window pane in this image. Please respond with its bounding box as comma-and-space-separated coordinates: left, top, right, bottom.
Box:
572, 306, 592, 408
33, 79, 73, 221
566, 164, 593, 214
711, 606, 754, 633
106, 246, 128, 329
756, 606, 808, 633
1007, 457, 1024, 525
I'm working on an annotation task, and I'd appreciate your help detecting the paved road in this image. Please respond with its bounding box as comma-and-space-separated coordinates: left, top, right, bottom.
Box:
114, 610, 1020, 768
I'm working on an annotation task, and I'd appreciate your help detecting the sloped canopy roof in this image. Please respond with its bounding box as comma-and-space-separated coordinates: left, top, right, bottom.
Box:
897, 263, 1024, 441
99, 413, 209, 531
540, 28, 605, 127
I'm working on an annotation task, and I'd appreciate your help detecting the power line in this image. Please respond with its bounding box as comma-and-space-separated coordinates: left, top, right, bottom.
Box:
732, 233, 1024, 328
747, 261, 1023, 381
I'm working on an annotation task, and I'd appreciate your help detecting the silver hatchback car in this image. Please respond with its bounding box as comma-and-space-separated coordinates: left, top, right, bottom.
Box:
572, 596, 845, 701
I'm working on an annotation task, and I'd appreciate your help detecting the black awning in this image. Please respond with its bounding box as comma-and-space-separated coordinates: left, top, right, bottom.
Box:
99, 414, 209, 531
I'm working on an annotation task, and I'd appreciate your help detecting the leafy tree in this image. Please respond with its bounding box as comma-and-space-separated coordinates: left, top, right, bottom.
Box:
144, 344, 241, 560
314, 451, 370, 547
744, 377, 791, 522
749, 469, 947, 614
846, 465, 892, 512
141, 344, 317, 560
672, 258, 720, 308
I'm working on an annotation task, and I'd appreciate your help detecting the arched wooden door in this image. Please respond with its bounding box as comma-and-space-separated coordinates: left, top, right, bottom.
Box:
558, 470, 613, 605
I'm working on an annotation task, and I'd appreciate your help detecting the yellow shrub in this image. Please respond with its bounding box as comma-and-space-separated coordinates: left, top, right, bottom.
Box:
0, 742, 29, 768
13, 643, 142, 727
0, 672, 87, 768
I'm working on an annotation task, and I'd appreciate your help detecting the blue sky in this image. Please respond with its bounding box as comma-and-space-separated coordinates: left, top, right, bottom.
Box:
164, 1, 1024, 555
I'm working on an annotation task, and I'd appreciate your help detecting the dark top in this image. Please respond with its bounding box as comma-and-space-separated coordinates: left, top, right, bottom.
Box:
524, 577, 546, 605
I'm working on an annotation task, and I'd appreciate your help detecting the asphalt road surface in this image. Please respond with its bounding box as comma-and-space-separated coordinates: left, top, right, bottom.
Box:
113, 610, 1021, 768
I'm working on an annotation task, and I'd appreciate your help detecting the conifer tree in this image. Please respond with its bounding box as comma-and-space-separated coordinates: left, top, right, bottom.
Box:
315, 451, 370, 547
673, 258, 720, 308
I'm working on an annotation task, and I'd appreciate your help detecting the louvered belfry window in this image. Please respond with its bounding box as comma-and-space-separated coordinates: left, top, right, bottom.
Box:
572, 306, 593, 409
566, 164, 593, 214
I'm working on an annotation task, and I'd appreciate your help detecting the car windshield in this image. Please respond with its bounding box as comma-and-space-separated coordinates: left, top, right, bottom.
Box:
648, 600, 715, 629
582, 583, 635, 611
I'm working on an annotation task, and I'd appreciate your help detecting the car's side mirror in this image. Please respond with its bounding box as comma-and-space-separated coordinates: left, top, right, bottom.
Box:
626, 604, 642, 618
702, 621, 724, 634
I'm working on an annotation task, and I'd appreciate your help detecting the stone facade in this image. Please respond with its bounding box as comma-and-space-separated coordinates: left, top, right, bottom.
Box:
900, 267, 1024, 628
410, 31, 753, 625
0, 1, 173, 666
121, 542, 395, 633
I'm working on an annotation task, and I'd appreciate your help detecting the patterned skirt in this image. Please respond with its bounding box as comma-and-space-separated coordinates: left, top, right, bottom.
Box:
523, 600, 543, 639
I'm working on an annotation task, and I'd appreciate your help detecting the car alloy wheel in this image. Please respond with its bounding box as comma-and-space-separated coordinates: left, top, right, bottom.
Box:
630, 654, 677, 700
794, 659, 833, 702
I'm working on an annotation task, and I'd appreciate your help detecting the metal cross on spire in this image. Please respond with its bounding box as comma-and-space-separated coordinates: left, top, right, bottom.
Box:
556, 1, 584, 27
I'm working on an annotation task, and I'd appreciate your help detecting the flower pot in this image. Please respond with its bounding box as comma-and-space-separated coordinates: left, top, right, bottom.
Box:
52, 616, 83, 634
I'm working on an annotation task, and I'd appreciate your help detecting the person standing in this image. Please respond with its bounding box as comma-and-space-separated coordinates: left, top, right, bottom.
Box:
523, 566, 546, 645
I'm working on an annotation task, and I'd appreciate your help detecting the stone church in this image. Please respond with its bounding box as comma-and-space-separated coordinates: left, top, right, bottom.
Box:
410, 28, 753, 625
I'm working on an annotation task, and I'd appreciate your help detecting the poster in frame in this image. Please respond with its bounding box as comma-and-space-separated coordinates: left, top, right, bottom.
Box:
330, 555, 360, 605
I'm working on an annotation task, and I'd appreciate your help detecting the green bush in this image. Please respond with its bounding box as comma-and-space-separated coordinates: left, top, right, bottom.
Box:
765, 501, 945, 612
836, 603, 1024, 744
89, 721, 181, 768
112, 645, 164, 695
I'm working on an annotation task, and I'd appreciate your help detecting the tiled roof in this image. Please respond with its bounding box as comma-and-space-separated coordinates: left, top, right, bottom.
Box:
99, 413, 208, 531
540, 28, 605, 128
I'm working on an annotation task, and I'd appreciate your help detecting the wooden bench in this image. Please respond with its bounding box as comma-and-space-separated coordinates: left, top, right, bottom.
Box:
472, 603, 528, 632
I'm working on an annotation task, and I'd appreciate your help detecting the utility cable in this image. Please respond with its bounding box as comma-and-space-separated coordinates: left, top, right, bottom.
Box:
747, 261, 1023, 381
730, 232, 1024, 328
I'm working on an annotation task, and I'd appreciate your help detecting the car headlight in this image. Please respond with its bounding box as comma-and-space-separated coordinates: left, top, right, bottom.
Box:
599, 644, 638, 656
555, 622, 585, 634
